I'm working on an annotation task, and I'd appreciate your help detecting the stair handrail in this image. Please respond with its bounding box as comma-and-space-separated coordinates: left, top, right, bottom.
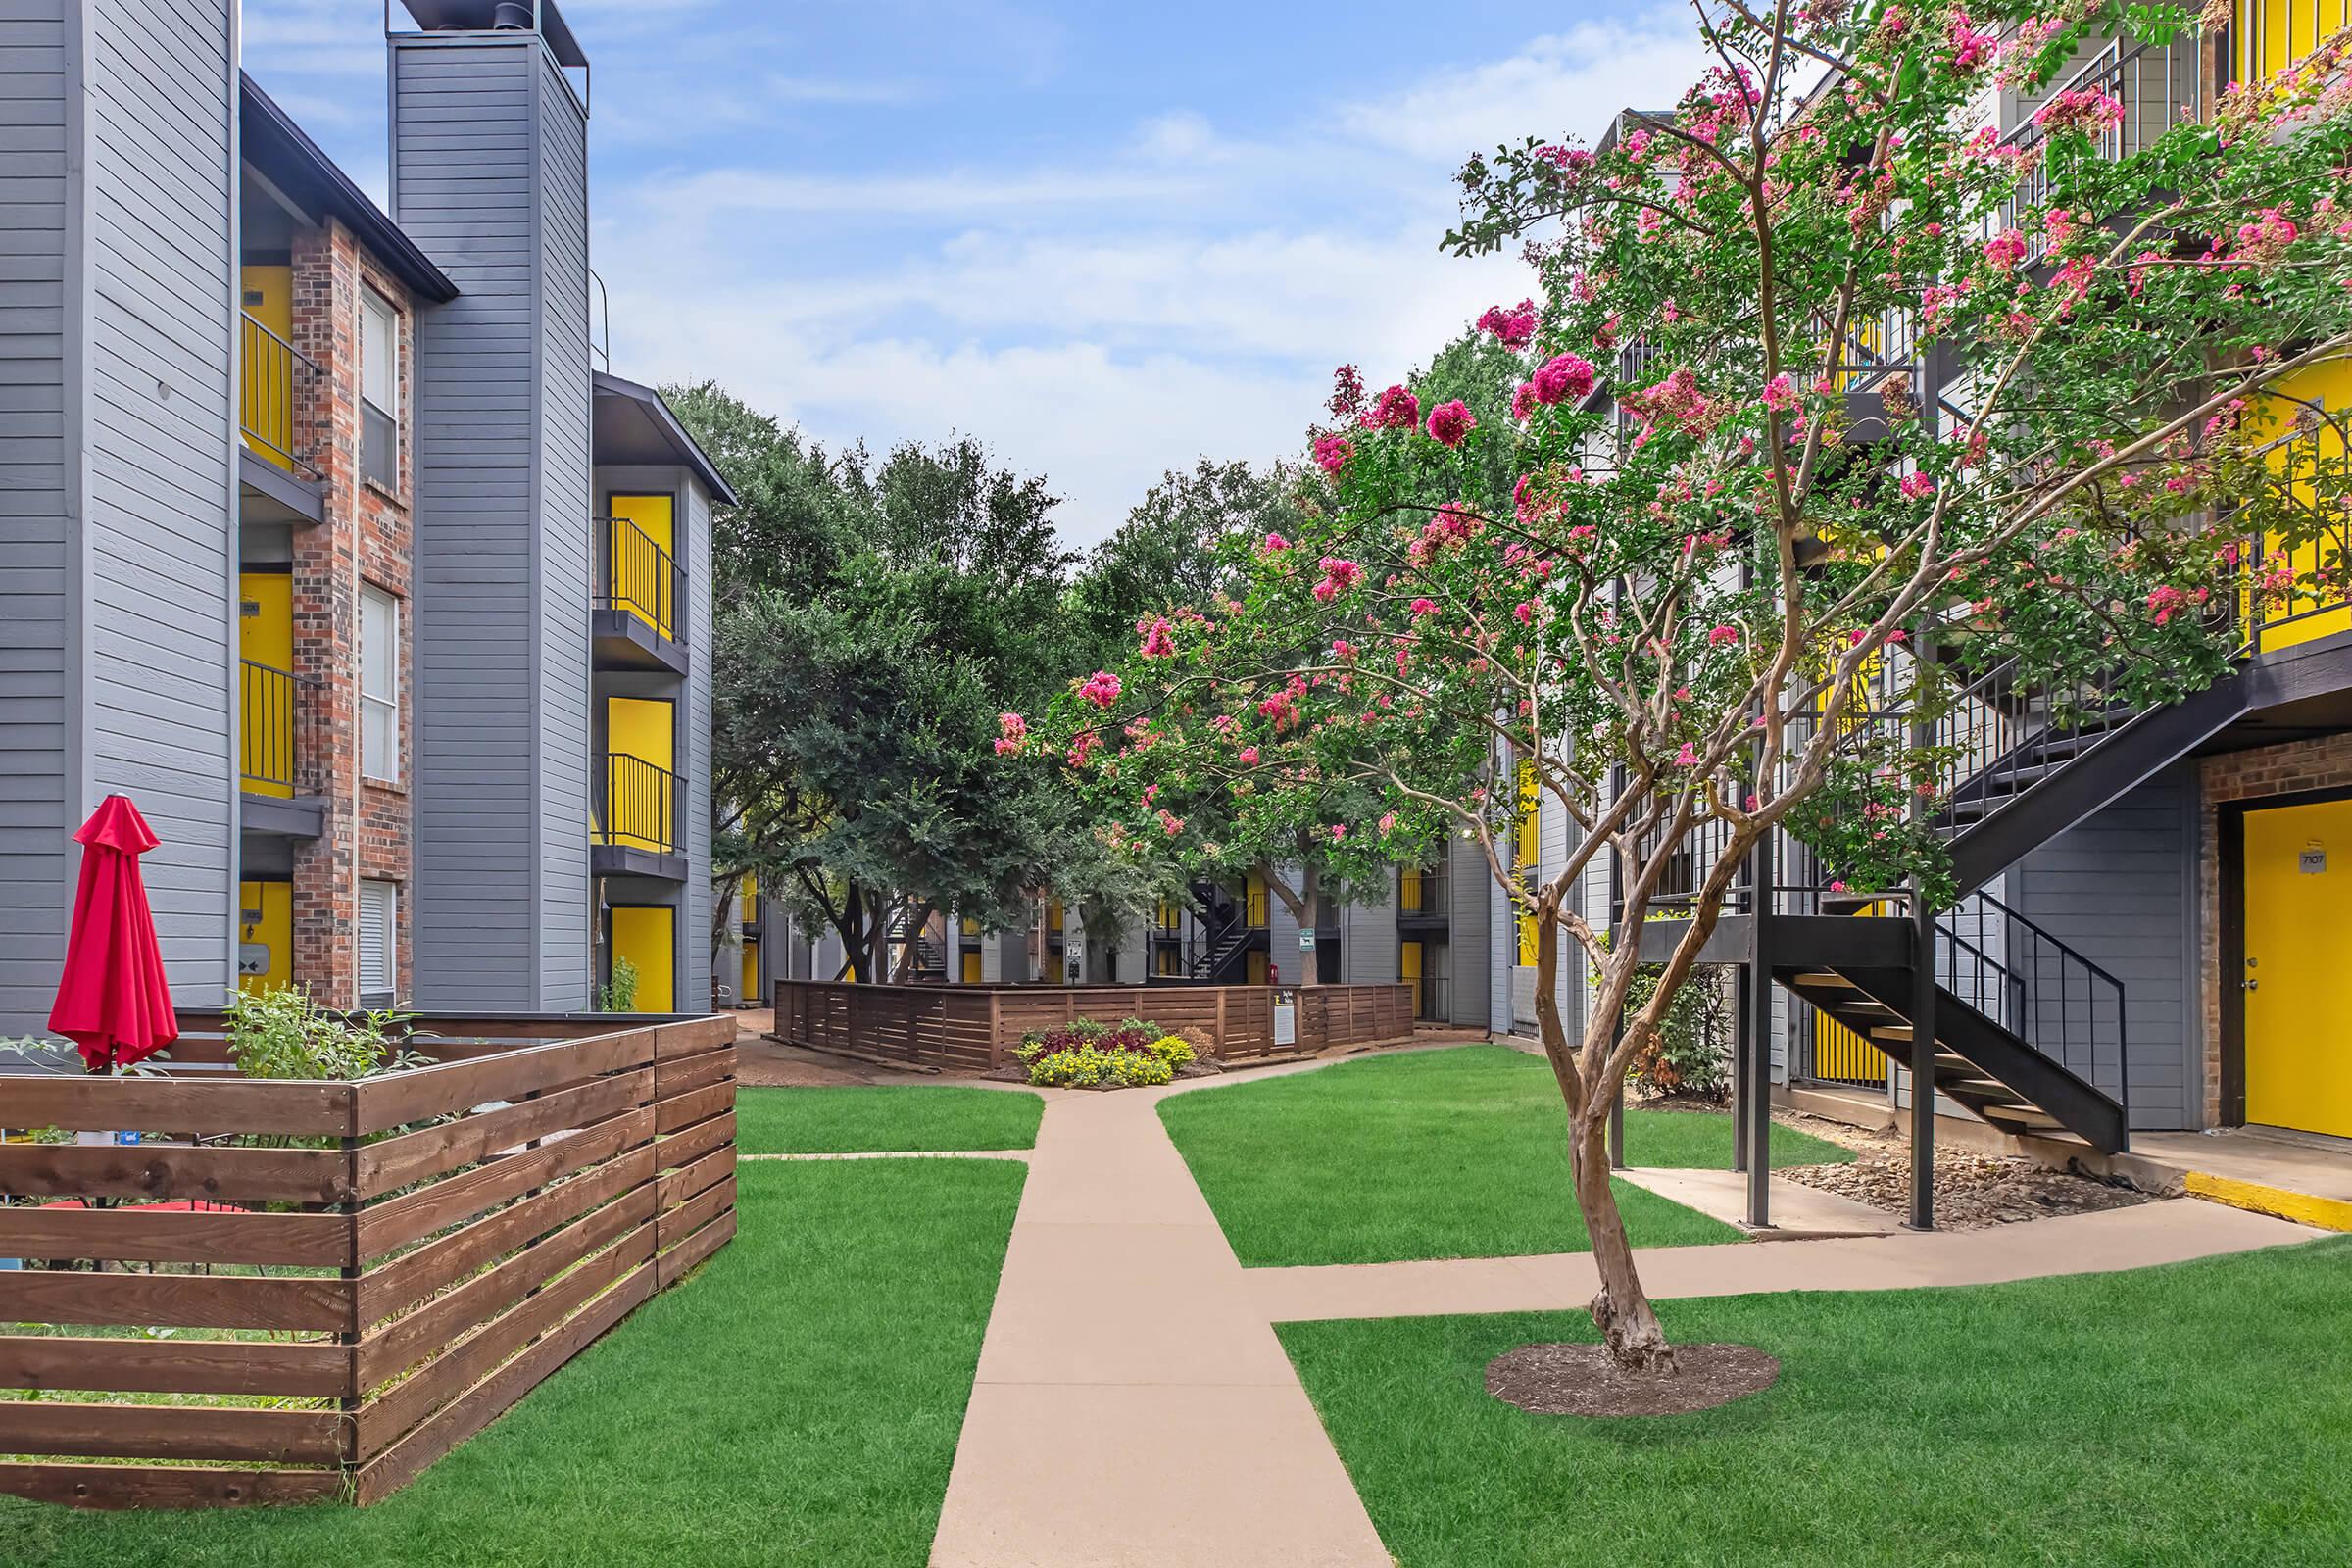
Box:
1935, 891, 2130, 1126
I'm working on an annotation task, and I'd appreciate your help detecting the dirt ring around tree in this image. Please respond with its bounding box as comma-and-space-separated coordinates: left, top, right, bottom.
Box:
1485, 1342, 1781, 1417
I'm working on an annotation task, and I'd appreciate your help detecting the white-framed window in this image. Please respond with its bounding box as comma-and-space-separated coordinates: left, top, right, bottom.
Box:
359, 879, 397, 1004
360, 287, 400, 489
361, 584, 399, 782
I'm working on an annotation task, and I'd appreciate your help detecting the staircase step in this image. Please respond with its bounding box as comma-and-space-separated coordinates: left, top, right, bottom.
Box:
1793, 973, 1857, 989
1870, 1026, 1913, 1042
1979, 1104, 2066, 1130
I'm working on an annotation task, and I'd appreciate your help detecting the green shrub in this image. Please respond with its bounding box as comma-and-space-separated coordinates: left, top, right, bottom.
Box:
596, 956, 640, 1013
1621, 964, 1732, 1100
222, 987, 420, 1082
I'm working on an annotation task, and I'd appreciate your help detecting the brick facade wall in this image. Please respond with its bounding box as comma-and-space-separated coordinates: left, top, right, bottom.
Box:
2196, 732, 2352, 1123
286, 220, 417, 1006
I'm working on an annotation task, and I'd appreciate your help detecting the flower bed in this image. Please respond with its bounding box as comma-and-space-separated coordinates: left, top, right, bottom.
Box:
1015, 1019, 1196, 1089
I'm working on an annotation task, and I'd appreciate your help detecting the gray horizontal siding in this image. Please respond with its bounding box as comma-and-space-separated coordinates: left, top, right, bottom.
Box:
395, 36, 541, 1009
1447, 832, 1490, 1029
0, 0, 72, 1028
2011, 763, 2199, 1130
535, 44, 591, 1009
77, 0, 236, 1010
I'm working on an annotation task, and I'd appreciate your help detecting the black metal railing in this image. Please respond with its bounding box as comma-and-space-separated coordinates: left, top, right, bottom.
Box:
599, 514, 686, 643
2234, 412, 2352, 648
239, 313, 325, 478
1412, 973, 1451, 1022
1936, 891, 2131, 1120
239, 659, 318, 795
598, 752, 680, 856
1398, 866, 1449, 918
1996, 31, 2201, 259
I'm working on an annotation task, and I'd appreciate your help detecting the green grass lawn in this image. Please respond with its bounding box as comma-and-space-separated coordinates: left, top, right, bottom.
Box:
2, 1158, 1025, 1567
1280, 1237, 2352, 1567
1158, 1045, 1852, 1266
734, 1085, 1043, 1153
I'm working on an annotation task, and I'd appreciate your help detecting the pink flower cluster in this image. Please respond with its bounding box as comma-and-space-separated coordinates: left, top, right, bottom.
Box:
1312, 433, 1352, 474
1425, 398, 1477, 448
1947, 13, 1997, 73
2234, 208, 2301, 268
1476, 298, 1539, 349
1366, 384, 1421, 430
1137, 615, 1177, 660
1311, 557, 1365, 603
1983, 229, 2028, 273
1077, 671, 1122, 710
1706, 624, 1741, 647
1761, 371, 1797, 412
993, 711, 1027, 755
1530, 352, 1596, 406
1898, 471, 1937, 500
1260, 531, 1291, 556
2032, 88, 2125, 136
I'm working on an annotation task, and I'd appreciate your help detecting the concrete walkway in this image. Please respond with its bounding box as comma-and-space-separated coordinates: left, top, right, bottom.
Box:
1244, 1198, 2319, 1324
929, 1082, 1391, 1568
1613, 1165, 1906, 1239
930, 1057, 2328, 1567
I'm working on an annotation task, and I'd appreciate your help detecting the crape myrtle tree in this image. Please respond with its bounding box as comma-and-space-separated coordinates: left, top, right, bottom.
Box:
1023, 1, 2352, 1372
1054, 460, 1390, 980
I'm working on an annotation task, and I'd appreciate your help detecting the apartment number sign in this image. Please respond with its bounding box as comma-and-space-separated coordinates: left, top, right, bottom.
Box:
2300, 842, 2327, 876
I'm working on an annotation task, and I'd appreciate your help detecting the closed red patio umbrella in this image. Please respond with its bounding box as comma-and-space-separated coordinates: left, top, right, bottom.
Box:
48, 795, 179, 1072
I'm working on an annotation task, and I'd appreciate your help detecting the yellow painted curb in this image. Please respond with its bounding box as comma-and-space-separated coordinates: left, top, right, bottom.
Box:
2183, 1170, 2352, 1233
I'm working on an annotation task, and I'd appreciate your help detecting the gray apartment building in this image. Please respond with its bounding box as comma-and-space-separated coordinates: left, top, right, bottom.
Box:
0, 0, 725, 1031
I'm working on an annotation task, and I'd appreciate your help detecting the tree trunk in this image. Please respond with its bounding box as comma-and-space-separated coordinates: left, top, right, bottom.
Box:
1569, 1107, 1677, 1372
1531, 900, 1676, 1374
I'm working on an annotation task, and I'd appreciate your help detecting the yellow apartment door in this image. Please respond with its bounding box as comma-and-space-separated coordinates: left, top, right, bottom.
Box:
237, 880, 291, 994
609, 494, 676, 639
1246, 873, 1267, 927
740, 939, 760, 1006
610, 906, 676, 1013
606, 697, 675, 851
1400, 941, 1422, 1016
961, 950, 984, 984
2243, 798, 2352, 1138
2252, 360, 2351, 653
239, 265, 294, 468
239, 571, 294, 799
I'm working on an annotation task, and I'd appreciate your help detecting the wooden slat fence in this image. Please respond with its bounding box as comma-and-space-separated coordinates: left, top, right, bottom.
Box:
770, 980, 1414, 1070
0, 1010, 737, 1510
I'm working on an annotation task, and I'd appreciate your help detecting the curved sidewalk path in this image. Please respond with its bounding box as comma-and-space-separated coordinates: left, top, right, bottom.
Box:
931, 1070, 2323, 1568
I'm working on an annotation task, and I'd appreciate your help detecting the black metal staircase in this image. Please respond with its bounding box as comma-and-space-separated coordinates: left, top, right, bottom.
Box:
883, 904, 946, 979
1185, 880, 1255, 983
1778, 894, 2130, 1152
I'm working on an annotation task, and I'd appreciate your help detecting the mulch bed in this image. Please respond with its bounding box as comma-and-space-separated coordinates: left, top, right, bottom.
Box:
1780, 1150, 2154, 1227
1772, 1110, 2157, 1229
1486, 1342, 1781, 1416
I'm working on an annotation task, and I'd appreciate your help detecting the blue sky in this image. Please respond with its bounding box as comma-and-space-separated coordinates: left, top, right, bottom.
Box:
245, 1, 1706, 545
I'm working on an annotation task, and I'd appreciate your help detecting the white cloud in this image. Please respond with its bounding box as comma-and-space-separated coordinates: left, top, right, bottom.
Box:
1340, 14, 1707, 163
588, 9, 1709, 546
